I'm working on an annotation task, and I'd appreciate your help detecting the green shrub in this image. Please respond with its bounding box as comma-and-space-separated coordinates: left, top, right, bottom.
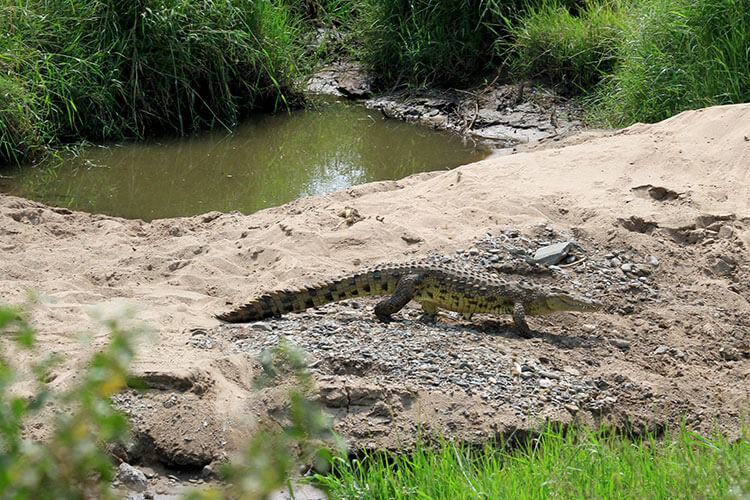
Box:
0, 304, 138, 499
506, 0, 628, 93
595, 0, 750, 125
358, 0, 517, 89
0, 0, 305, 165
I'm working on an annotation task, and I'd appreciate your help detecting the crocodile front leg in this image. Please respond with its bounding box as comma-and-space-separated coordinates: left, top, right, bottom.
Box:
513, 301, 532, 338
418, 300, 438, 323
374, 273, 422, 322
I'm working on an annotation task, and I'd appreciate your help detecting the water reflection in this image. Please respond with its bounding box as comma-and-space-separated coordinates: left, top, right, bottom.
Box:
1, 97, 489, 220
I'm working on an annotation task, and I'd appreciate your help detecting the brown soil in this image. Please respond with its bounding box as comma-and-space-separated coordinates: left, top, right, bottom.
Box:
2, 103, 748, 470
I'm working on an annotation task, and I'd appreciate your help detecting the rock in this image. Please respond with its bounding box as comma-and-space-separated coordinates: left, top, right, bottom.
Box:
117, 463, 149, 492
201, 464, 215, 479
538, 370, 561, 380
336, 73, 372, 99
620, 263, 633, 273
252, 322, 273, 332
581, 324, 597, 333
564, 404, 579, 414
648, 255, 660, 267
610, 338, 630, 350
539, 378, 555, 388
563, 366, 581, 376
401, 233, 424, 244
533, 241, 572, 265
719, 347, 741, 361
654, 345, 669, 355
718, 225, 734, 239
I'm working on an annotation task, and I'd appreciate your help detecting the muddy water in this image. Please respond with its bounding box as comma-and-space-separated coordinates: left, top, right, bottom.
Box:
0, 98, 489, 221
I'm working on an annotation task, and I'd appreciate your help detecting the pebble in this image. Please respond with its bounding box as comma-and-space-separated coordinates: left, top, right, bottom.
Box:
610, 338, 631, 350
252, 322, 273, 332
653, 345, 669, 355
564, 404, 579, 414
117, 463, 149, 492
533, 241, 572, 265
539, 378, 555, 388
581, 324, 597, 333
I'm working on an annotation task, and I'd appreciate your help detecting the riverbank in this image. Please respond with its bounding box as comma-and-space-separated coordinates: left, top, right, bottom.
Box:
3, 103, 748, 475
309, 61, 585, 149
4, 0, 747, 166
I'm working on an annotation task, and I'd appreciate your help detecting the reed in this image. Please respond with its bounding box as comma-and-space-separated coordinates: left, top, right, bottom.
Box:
357, 0, 515, 89
0, 0, 305, 165
594, 0, 750, 125
505, 0, 628, 94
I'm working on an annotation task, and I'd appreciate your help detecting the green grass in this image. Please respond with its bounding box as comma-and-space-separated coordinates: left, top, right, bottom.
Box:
593, 0, 750, 126
357, 0, 517, 89
505, 0, 628, 93
317, 426, 750, 499
0, 0, 306, 166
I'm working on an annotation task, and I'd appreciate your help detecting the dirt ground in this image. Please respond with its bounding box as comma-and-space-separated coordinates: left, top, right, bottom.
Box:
1, 103, 748, 471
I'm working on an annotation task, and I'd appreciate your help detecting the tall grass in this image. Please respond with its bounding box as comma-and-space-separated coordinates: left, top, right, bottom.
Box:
358, 0, 517, 89
0, 0, 305, 165
506, 0, 628, 94
319, 426, 750, 499
594, 0, 750, 125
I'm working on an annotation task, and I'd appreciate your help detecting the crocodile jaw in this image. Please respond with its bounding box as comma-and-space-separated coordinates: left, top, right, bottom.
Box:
545, 294, 603, 313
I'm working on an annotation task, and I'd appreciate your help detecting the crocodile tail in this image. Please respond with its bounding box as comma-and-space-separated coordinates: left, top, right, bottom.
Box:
215, 270, 394, 323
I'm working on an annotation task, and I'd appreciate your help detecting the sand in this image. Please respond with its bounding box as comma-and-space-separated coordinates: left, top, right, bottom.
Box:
2, 103, 748, 466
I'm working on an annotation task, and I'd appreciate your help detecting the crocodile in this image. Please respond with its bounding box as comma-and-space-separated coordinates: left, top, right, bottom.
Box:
216, 259, 602, 337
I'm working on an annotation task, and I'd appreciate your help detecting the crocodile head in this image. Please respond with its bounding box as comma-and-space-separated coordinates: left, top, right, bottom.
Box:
544, 293, 602, 313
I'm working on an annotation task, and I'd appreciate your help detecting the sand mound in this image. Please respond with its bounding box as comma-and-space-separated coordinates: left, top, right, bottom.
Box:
2, 103, 748, 467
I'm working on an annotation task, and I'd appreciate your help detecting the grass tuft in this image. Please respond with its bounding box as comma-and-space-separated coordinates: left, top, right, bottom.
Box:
505, 0, 628, 94
317, 425, 750, 499
0, 0, 306, 165
593, 0, 750, 126
357, 0, 516, 89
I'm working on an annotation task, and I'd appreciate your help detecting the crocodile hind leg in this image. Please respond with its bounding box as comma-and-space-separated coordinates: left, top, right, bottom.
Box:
374, 273, 422, 322
513, 301, 533, 338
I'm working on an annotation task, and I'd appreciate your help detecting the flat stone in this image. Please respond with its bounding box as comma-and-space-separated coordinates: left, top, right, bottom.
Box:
533, 241, 572, 265
252, 322, 273, 332
610, 338, 631, 349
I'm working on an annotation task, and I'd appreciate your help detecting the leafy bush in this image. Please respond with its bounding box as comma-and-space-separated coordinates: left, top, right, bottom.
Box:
595, 0, 750, 125
0, 73, 45, 164
506, 0, 627, 93
0, 304, 139, 499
